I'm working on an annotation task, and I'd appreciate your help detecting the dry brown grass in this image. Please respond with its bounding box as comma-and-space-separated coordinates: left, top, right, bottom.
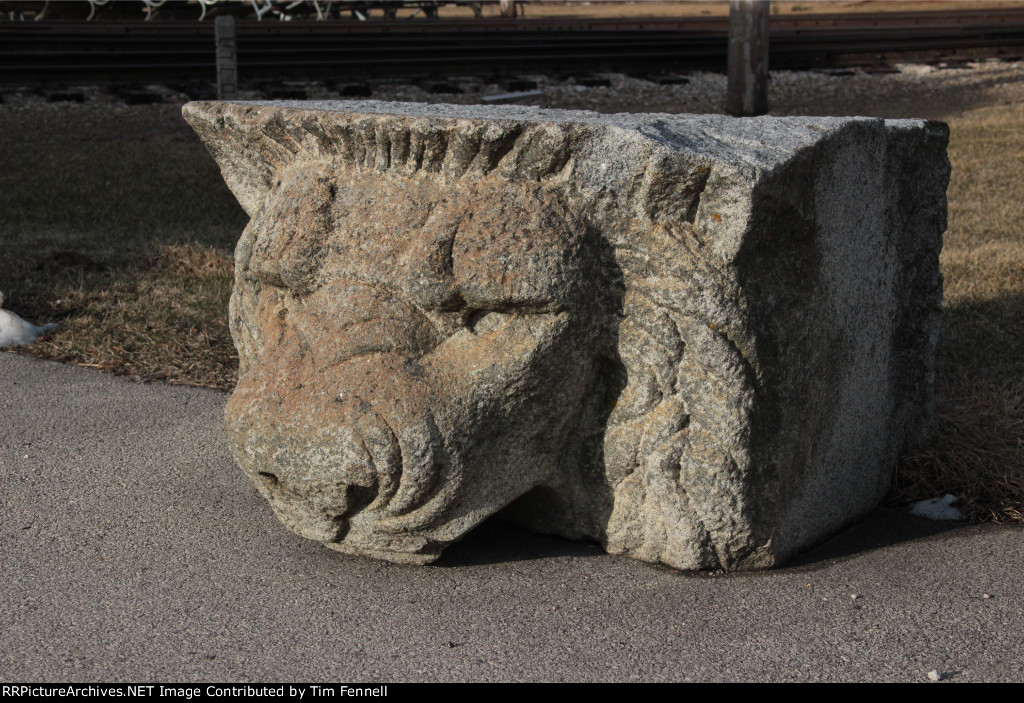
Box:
0, 134, 246, 389
892, 103, 1024, 523
15, 242, 238, 389
896, 378, 1023, 522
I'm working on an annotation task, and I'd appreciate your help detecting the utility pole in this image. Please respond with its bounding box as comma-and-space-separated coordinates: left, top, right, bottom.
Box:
727, 0, 769, 116
215, 14, 238, 100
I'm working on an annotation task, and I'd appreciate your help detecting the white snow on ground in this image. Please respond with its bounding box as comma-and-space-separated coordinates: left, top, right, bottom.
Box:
910, 494, 966, 521
0, 291, 58, 347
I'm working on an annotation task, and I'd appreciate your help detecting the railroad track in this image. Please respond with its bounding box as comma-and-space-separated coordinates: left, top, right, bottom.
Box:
2, 8, 1023, 85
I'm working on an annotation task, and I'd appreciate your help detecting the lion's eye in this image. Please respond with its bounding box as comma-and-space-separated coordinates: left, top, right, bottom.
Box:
464, 309, 513, 336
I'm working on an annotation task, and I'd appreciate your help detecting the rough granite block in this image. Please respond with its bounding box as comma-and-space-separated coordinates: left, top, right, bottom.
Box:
184, 100, 949, 571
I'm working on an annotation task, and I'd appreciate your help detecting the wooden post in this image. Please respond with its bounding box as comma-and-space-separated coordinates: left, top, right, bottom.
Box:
215, 15, 238, 101
727, 0, 769, 116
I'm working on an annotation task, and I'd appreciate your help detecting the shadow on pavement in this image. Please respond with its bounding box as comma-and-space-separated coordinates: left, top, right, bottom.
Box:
435, 505, 991, 574
436, 520, 606, 568
782, 507, 984, 573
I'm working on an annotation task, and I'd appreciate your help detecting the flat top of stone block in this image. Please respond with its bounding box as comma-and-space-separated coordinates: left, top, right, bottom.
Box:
185, 100, 941, 174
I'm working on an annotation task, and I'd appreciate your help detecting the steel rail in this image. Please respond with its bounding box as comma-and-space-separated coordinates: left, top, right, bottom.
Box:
2, 9, 1023, 83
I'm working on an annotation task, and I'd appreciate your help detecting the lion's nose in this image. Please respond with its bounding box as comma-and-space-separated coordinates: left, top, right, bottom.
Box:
250, 427, 380, 542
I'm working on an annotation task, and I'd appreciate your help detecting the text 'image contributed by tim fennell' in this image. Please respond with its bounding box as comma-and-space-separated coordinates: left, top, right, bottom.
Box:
2, 686, 389, 699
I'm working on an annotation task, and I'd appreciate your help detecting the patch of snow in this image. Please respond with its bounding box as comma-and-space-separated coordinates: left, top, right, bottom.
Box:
0, 291, 59, 347
909, 494, 965, 521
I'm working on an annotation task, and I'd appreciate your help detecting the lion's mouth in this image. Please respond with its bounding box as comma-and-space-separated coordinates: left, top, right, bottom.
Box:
227, 353, 453, 545
253, 468, 380, 542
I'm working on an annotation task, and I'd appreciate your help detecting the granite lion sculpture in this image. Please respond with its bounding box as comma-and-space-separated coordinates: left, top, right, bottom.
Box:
185, 101, 947, 571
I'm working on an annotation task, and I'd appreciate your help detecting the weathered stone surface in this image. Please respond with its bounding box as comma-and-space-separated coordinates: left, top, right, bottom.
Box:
184, 100, 949, 571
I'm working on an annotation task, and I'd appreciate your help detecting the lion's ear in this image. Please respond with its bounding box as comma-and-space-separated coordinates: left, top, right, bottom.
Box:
183, 101, 293, 217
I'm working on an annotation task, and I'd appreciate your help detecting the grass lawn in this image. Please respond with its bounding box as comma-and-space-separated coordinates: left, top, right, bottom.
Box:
1, 129, 245, 389
894, 103, 1024, 522
1, 88, 1021, 523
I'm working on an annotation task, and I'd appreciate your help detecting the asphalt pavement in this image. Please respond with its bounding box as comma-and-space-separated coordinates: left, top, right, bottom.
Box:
1, 352, 1021, 682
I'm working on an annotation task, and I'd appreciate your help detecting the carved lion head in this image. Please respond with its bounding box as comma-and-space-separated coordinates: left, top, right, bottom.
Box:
185, 101, 762, 569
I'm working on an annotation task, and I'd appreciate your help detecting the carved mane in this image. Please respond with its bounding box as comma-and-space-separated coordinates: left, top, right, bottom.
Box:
184, 101, 578, 216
